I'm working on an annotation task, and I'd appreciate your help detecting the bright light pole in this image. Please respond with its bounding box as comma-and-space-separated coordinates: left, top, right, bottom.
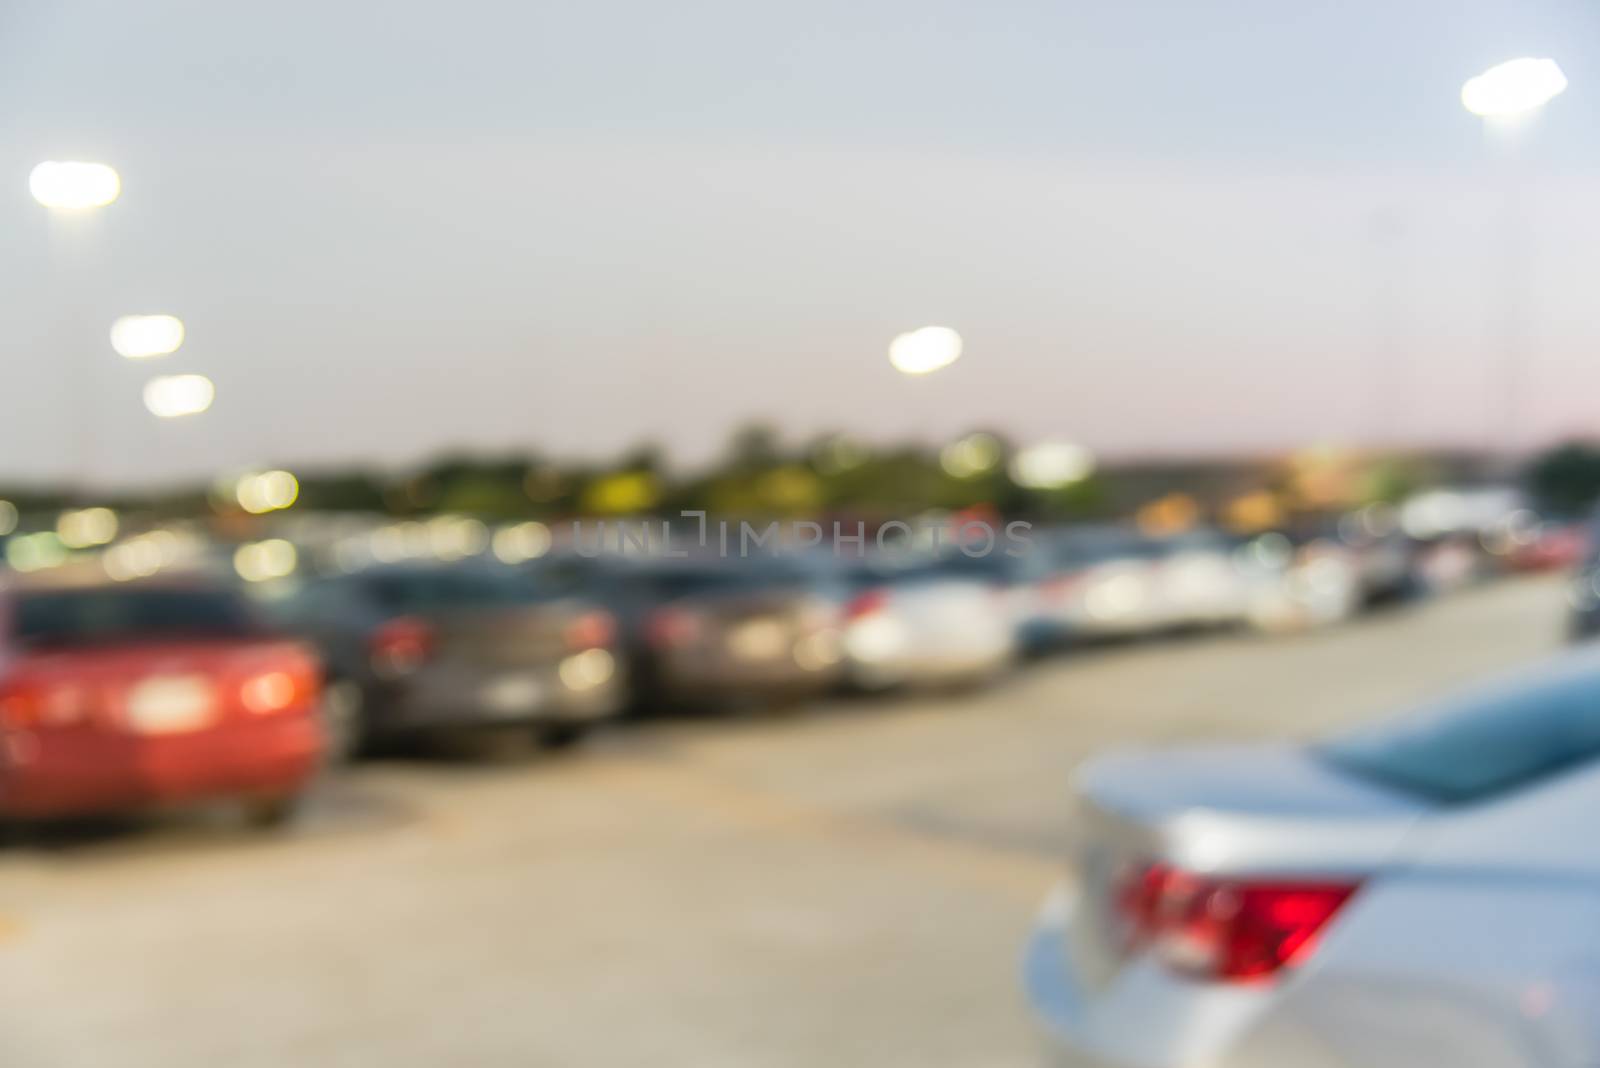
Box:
888, 326, 963, 376
110, 314, 185, 359
888, 325, 963, 445
1461, 58, 1567, 120
143, 374, 215, 419
31, 160, 122, 498
1460, 59, 1567, 465
29, 161, 121, 211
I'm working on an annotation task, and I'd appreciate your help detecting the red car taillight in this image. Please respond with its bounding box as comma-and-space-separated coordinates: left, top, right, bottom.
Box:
1041, 572, 1082, 602
0, 679, 96, 730
843, 589, 888, 621
645, 607, 701, 648
564, 610, 616, 651
369, 617, 436, 677
1115, 862, 1358, 982
239, 654, 320, 715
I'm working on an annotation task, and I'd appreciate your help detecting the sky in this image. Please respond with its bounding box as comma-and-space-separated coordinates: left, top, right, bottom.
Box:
2, 0, 1598, 488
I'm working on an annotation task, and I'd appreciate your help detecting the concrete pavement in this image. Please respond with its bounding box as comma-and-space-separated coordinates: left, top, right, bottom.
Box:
0, 575, 1568, 1067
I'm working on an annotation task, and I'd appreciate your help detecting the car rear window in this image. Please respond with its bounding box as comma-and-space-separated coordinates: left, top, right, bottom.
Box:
928, 553, 1013, 580
1053, 530, 1161, 565
11, 588, 264, 648
839, 561, 935, 588
1320, 657, 1600, 804
640, 567, 789, 600
364, 570, 541, 612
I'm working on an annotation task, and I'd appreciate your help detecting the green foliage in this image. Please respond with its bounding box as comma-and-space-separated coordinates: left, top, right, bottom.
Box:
1526, 442, 1600, 516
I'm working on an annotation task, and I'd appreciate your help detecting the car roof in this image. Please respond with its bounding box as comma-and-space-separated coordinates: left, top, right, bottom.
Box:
0, 568, 232, 596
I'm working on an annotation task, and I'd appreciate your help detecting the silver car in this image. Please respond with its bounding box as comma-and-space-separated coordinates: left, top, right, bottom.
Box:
1025, 647, 1600, 1067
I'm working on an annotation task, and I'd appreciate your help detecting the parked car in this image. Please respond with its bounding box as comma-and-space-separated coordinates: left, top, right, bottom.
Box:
529, 553, 844, 712
278, 562, 625, 757
1565, 513, 1600, 642
1240, 528, 1364, 633
1507, 519, 1589, 573
1148, 529, 1256, 629
1411, 532, 1488, 594
837, 556, 1016, 690
1338, 522, 1419, 605
910, 543, 1070, 652
0, 574, 323, 827
1038, 527, 1174, 640
1025, 647, 1600, 1067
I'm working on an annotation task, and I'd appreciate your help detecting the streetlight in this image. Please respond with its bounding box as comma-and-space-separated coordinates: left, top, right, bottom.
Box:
29, 161, 121, 210
143, 374, 215, 418
1461, 58, 1567, 119
1460, 58, 1567, 462
888, 326, 963, 375
110, 314, 185, 358
33, 160, 122, 497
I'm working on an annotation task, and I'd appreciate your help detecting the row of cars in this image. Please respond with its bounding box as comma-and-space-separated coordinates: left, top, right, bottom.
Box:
0, 516, 1534, 831
276, 520, 1463, 761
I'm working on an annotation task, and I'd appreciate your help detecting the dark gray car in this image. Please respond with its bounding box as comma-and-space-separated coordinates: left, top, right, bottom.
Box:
280, 563, 626, 757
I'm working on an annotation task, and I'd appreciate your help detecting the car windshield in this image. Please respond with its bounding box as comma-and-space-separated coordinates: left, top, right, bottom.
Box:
11, 587, 265, 648
1320, 656, 1600, 804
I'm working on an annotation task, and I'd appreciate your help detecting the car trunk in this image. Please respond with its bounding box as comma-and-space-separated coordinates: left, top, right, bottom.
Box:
5, 639, 310, 735
680, 589, 830, 665
888, 579, 1006, 650
425, 602, 592, 669
1065, 743, 1434, 990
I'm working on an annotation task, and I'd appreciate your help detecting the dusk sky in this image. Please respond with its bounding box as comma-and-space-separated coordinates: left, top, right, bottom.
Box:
3, 0, 1598, 488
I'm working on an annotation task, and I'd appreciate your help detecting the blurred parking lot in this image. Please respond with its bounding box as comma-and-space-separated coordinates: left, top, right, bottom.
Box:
8, 6, 1598, 1064
0, 572, 1564, 1068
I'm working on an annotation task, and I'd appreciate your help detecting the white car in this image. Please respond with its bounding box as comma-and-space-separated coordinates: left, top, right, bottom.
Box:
1025, 647, 1600, 1067
1046, 529, 1174, 639
1153, 531, 1256, 628
838, 559, 1015, 690
1052, 529, 1259, 639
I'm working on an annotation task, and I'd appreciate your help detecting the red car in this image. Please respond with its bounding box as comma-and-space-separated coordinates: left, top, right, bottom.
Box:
1508, 521, 1590, 573
0, 576, 324, 827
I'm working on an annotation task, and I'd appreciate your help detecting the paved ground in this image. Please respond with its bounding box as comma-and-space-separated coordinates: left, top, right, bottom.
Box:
0, 575, 1569, 1067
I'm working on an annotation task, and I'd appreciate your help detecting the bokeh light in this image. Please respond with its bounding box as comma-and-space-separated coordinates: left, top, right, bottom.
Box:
29, 161, 121, 210
102, 535, 168, 582
236, 470, 300, 514
492, 521, 553, 564
428, 515, 488, 560
888, 326, 963, 376
1009, 441, 1095, 489
110, 315, 186, 359
1461, 58, 1568, 118
233, 539, 298, 582
940, 433, 1001, 479
5, 532, 68, 572
812, 435, 868, 475
143, 374, 215, 418
0, 500, 17, 536
57, 507, 119, 549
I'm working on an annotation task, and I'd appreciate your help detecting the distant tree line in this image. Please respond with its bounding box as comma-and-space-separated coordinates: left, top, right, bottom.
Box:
3, 426, 1584, 525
